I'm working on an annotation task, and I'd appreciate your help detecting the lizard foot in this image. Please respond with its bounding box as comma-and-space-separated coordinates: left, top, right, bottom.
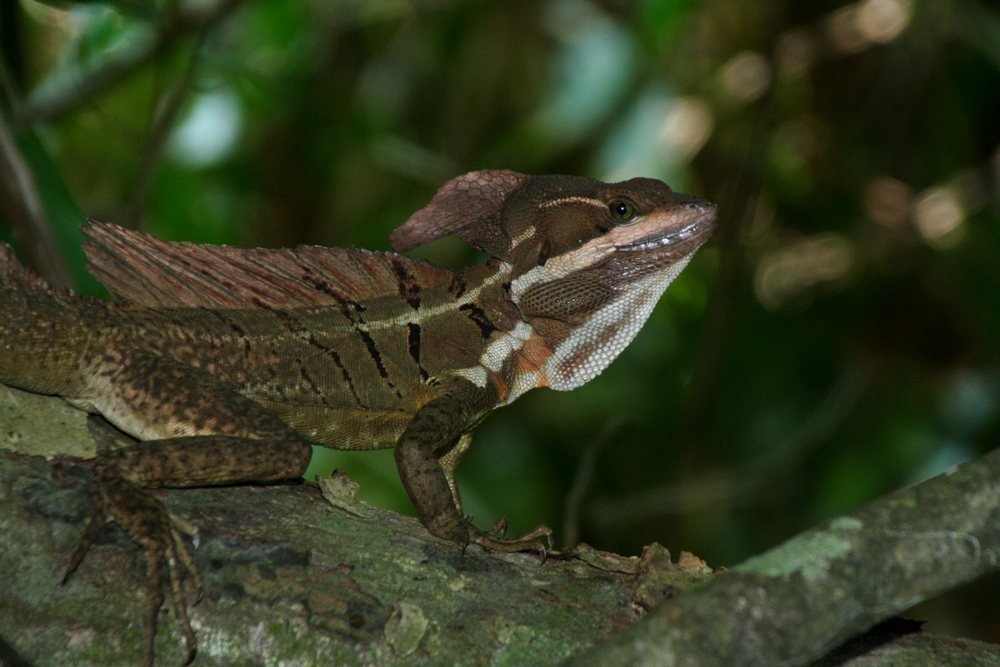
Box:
464, 519, 554, 557
64, 464, 203, 667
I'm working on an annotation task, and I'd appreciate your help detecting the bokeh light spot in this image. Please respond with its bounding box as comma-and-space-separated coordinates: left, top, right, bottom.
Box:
755, 233, 854, 310
722, 51, 772, 102
168, 89, 243, 167
658, 96, 714, 160
864, 177, 913, 229
856, 0, 912, 43
913, 186, 965, 249
775, 30, 816, 79
826, 0, 912, 54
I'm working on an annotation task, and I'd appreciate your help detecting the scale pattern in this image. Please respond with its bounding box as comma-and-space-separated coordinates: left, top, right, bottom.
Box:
390, 170, 530, 256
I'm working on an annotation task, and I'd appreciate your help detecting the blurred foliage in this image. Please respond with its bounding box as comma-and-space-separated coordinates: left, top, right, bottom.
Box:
3, 0, 1000, 644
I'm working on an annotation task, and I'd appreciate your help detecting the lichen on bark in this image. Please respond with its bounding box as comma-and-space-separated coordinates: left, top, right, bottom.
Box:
3, 383, 1000, 667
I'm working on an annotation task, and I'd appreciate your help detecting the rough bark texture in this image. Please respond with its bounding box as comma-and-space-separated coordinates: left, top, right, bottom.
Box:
0, 384, 712, 666
567, 438, 1000, 666
2, 383, 1000, 666
814, 619, 1000, 667
834, 633, 1000, 667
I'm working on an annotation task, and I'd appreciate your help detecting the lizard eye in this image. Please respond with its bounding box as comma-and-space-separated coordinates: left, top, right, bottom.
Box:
608, 200, 635, 222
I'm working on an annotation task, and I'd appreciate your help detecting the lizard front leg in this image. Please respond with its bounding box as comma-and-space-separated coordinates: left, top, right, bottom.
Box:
395, 376, 552, 554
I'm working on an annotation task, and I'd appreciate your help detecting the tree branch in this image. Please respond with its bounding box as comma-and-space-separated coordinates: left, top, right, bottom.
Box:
2, 383, 998, 666
0, 108, 72, 286
0, 384, 712, 666
123, 20, 212, 228
569, 445, 1000, 666
24, 0, 243, 125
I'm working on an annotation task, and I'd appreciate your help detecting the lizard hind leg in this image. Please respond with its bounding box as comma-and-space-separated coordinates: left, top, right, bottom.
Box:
66, 461, 203, 666
63, 354, 313, 665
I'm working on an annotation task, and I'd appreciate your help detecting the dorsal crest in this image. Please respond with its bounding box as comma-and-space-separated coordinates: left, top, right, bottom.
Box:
83, 221, 455, 309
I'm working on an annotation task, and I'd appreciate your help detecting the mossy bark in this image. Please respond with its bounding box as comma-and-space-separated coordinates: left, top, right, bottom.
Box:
568, 437, 1000, 666
0, 385, 711, 666
2, 383, 999, 666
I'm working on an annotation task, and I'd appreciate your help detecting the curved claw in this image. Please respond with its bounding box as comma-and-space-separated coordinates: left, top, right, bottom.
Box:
158, 514, 202, 666
171, 513, 201, 546
488, 516, 508, 539
62, 508, 108, 585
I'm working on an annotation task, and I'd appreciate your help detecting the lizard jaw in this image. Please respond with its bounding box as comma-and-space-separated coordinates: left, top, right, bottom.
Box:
617, 209, 717, 253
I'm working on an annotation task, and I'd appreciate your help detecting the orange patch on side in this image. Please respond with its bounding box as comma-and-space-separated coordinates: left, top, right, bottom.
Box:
514, 331, 553, 388
485, 367, 511, 403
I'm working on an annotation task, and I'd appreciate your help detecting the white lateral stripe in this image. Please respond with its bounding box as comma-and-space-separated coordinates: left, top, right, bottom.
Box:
480, 322, 535, 372
300, 262, 514, 333
509, 226, 537, 247
509, 211, 692, 301
360, 264, 511, 331
538, 196, 607, 209
452, 366, 489, 388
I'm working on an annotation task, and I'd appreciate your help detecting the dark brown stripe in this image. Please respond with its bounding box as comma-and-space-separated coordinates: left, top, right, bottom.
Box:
275, 309, 307, 332
298, 363, 331, 406
305, 335, 365, 408
449, 274, 468, 299
391, 258, 422, 310
302, 275, 366, 321
228, 321, 246, 338
407, 323, 428, 381
356, 328, 403, 399
458, 303, 498, 339
358, 329, 390, 379
208, 310, 252, 353
302, 272, 345, 300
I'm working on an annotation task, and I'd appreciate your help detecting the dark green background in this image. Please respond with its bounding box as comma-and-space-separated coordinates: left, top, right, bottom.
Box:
3, 0, 999, 644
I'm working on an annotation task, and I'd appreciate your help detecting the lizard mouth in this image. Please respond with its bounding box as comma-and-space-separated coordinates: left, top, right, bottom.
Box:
617, 209, 717, 252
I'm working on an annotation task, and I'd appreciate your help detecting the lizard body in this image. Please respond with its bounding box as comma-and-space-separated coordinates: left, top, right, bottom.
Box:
0, 170, 715, 665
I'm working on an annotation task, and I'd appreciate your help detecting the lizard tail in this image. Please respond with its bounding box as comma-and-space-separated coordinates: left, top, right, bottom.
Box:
0, 242, 85, 307
0, 242, 38, 283
0, 243, 96, 395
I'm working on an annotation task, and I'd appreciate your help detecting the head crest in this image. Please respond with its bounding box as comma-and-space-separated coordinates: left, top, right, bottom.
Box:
389, 170, 532, 258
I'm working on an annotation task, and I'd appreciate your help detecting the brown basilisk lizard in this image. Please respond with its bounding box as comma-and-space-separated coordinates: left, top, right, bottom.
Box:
0, 169, 715, 665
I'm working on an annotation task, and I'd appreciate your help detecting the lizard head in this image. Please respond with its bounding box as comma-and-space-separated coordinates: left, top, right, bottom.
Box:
392, 170, 716, 390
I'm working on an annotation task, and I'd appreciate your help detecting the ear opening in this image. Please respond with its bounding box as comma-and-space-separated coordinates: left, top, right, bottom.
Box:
390, 170, 532, 258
